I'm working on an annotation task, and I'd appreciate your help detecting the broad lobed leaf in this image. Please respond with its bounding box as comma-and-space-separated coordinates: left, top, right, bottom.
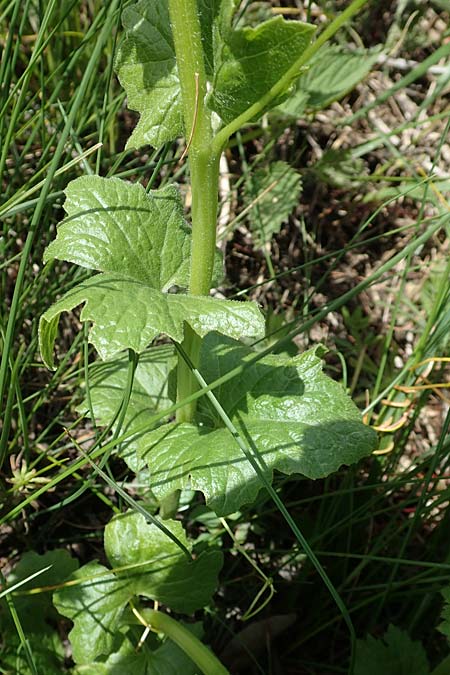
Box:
104, 511, 223, 613
115, 0, 183, 148
39, 273, 264, 367
54, 513, 222, 664
53, 561, 132, 664
44, 177, 192, 290
40, 175, 264, 368
92, 334, 377, 515
210, 16, 315, 124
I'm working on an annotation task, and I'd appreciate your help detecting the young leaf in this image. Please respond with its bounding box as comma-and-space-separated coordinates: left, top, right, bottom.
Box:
354, 624, 429, 675
134, 334, 377, 514
104, 511, 223, 613
244, 161, 301, 247
115, 0, 183, 149
211, 16, 315, 124
39, 273, 264, 367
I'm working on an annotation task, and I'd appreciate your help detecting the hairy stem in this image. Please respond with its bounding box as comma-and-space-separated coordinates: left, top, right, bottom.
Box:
168, 0, 220, 422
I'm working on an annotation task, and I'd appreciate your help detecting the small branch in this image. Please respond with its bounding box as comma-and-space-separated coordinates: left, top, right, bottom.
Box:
212, 0, 370, 155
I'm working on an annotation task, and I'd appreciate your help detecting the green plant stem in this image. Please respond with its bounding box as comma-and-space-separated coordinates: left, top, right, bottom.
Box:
171, 0, 369, 422
212, 0, 369, 155
146, 608, 230, 675
168, 0, 220, 421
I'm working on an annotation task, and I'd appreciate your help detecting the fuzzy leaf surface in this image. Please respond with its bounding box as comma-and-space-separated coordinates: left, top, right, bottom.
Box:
244, 161, 301, 247
40, 175, 258, 367
354, 625, 429, 675
211, 16, 315, 123
135, 334, 377, 514
44, 177, 191, 290
104, 511, 223, 613
115, 0, 183, 148
39, 273, 264, 367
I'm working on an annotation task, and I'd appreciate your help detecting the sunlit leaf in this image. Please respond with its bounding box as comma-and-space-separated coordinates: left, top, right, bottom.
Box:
53, 514, 222, 664
133, 334, 377, 514
211, 16, 315, 123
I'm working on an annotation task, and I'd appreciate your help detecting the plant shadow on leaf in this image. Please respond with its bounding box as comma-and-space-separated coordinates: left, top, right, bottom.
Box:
142, 417, 376, 515
133, 333, 377, 515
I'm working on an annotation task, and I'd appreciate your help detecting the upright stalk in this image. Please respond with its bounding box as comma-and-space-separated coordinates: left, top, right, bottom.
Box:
168, 0, 221, 422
